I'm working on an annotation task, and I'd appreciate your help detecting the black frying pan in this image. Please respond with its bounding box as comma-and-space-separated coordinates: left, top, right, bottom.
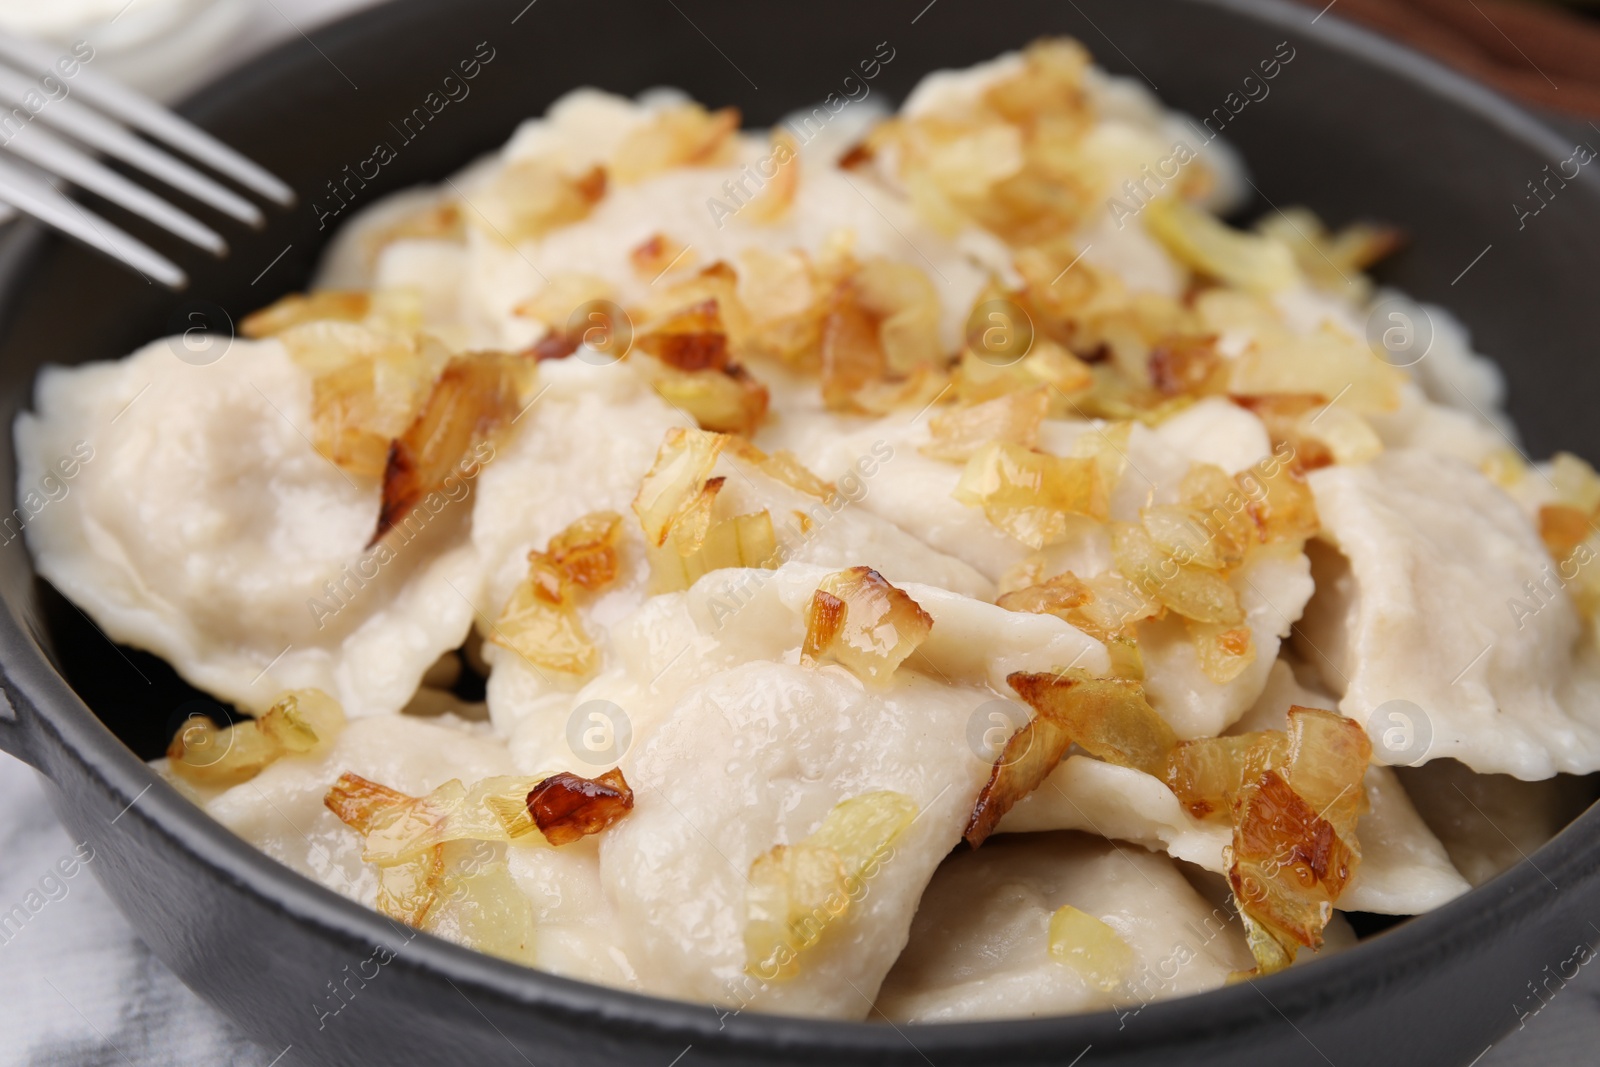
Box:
2, 1, 1598, 1064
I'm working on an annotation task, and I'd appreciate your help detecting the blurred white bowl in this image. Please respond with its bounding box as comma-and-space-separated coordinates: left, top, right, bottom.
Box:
0, 0, 256, 101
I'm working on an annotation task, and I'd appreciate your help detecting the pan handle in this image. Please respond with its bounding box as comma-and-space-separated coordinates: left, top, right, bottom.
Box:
0, 684, 40, 770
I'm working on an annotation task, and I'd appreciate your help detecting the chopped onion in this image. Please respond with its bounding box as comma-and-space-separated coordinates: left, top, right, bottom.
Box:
819, 282, 889, 411
1111, 522, 1244, 625
651, 363, 770, 436
468, 158, 607, 243
1048, 904, 1134, 992
1228, 770, 1355, 972
922, 388, 1048, 462
630, 233, 695, 279
1165, 732, 1287, 822
1148, 336, 1226, 397
637, 297, 730, 372
374, 351, 527, 544
527, 768, 635, 846
489, 510, 625, 676
1282, 706, 1371, 839
167, 717, 280, 788
377, 846, 447, 928
954, 442, 1107, 548
1239, 462, 1320, 547
1219, 319, 1403, 417
1540, 504, 1592, 563
953, 339, 1094, 406
168, 689, 346, 787
1008, 669, 1176, 778
728, 439, 837, 501
853, 260, 943, 374
632, 426, 728, 551
742, 130, 801, 224
545, 510, 624, 591
1256, 206, 1403, 297
995, 570, 1153, 678
1189, 621, 1256, 684
1551, 452, 1600, 513
612, 104, 740, 183
1141, 504, 1237, 571
281, 321, 448, 478
1145, 198, 1299, 294
647, 509, 777, 593
737, 248, 825, 364
258, 688, 345, 755
964, 710, 1076, 848
330, 773, 550, 864
745, 791, 918, 978
801, 567, 933, 685
490, 568, 599, 675
241, 291, 370, 338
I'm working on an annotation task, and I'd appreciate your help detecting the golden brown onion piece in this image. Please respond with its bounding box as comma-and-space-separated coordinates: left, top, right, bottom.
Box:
490, 511, 624, 677
168, 689, 345, 788
241, 291, 371, 338
800, 567, 933, 686
324, 772, 449, 927
372, 351, 525, 545
527, 768, 635, 846
744, 791, 917, 979
633, 427, 727, 551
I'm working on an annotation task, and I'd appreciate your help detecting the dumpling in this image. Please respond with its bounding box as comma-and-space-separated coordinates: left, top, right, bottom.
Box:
874, 832, 1253, 1022
199, 714, 513, 903
526, 563, 1109, 1017
1302, 449, 1600, 778
15, 338, 481, 718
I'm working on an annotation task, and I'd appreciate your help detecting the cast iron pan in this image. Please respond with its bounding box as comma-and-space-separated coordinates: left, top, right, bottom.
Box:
1, 1, 1598, 1064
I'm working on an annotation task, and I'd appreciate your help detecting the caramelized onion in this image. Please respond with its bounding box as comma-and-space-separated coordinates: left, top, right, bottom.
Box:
647, 509, 777, 594
1229, 770, 1355, 970
1008, 669, 1176, 778
612, 104, 740, 182
545, 510, 624, 591
241, 291, 370, 338
652, 363, 770, 436
1145, 198, 1298, 294
633, 427, 728, 551
527, 768, 634, 846
1110, 522, 1244, 625
954, 442, 1107, 548
800, 567, 933, 685
470, 159, 607, 243
637, 298, 729, 372
373, 351, 525, 545
630, 232, 694, 279
168, 689, 346, 787
922, 388, 1048, 462
964, 710, 1076, 848
1048, 904, 1134, 992
281, 322, 447, 478
745, 791, 917, 978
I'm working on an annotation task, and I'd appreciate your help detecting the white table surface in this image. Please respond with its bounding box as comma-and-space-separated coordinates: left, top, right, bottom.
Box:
1, 1, 1597, 1063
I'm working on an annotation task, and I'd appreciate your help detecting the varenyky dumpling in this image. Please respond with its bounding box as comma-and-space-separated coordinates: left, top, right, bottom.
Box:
16, 337, 484, 718
1303, 449, 1600, 778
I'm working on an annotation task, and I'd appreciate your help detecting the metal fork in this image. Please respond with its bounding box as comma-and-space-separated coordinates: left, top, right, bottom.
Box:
0, 31, 294, 290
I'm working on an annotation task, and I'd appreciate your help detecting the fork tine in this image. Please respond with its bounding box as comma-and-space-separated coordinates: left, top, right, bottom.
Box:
0, 121, 226, 255
0, 65, 265, 227
0, 158, 185, 288
0, 30, 295, 208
